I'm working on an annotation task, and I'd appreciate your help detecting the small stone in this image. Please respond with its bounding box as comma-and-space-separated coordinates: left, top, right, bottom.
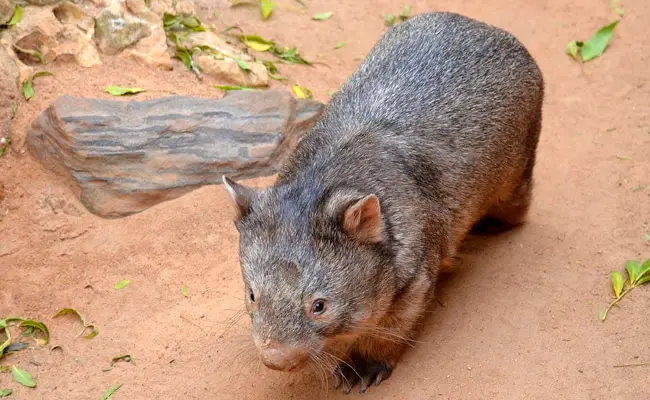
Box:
27, 91, 324, 218
0, 0, 15, 25
94, 10, 151, 55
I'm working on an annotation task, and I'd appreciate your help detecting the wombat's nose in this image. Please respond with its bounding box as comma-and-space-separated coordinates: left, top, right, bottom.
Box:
257, 342, 309, 372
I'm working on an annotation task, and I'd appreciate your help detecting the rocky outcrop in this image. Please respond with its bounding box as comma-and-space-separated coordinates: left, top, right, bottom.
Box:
27, 91, 324, 218
0, 46, 19, 141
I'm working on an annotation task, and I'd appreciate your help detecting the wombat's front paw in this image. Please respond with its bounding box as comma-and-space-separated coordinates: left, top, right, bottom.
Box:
333, 354, 394, 394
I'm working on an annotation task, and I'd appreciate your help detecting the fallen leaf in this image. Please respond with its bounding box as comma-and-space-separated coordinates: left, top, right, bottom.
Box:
22, 71, 54, 101
625, 260, 640, 285
181, 284, 189, 298
13, 45, 45, 64
399, 4, 411, 20
335, 41, 344, 49
270, 46, 311, 65
174, 48, 201, 78
261, 60, 286, 80
12, 366, 36, 388
312, 11, 333, 21
632, 185, 647, 192
385, 13, 396, 27
240, 34, 275, 51
260, 0, 274, 20
114, 280, 131, 290
52, 308, 99, 339
215, 85, 256, 92
22, 80, 34, 101
644, 233, 650, 242
611, 271, 625, 298
100, 384, 122, 400
0, 389, 11, 397
234, 58, 252, 72
20, 319, 50, 346
105, 86, 145, 96
0, 366, 9, 373
581, 20, 620, 62
565, 40, 581, 60
111, 355, 135, 366
7, 5, 22, 26
292, 83, 313, 99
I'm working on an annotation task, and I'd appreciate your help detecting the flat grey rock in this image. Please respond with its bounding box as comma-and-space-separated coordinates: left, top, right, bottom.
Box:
27, 90, 324, 218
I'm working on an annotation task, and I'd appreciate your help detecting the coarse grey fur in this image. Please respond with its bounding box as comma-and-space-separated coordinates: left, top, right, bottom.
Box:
223, 11, 544, 393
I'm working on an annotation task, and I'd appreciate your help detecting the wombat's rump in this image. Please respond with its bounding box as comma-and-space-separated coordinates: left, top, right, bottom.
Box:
223, 11, 543, 394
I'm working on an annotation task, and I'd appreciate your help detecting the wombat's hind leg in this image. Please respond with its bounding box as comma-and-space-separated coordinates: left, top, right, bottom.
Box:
472, 164, 534, 234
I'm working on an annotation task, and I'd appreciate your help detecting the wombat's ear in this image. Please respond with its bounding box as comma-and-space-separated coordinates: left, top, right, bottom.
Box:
341, 194, 383, 243
222, 175, 256, 218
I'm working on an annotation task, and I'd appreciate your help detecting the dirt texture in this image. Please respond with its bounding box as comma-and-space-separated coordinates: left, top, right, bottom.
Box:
1, 0, 649, 399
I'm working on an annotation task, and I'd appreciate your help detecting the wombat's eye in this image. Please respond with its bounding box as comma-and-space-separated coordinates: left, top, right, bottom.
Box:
249, 291, 255, 303
311, 299, 326, 315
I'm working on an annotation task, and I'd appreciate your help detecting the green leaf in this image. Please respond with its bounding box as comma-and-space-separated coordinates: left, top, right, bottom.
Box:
12, 366, 36, 388
335, 40, 344, 49
611, 271, 625, 298
234, 58, 252, 72
52, 308, 98, 339
100, 384, 123, 400
637, 275, 650, 285
0, 389, 11, 397
399, 5, 412, 20
105, 86, 145, 96
111, 354, 135, 366
565, 40, 582, 60
625, 260, 640, 286
240, 34, 275, 52
0, 366, 10, 372
21, 71, 54, 101
581, 20, 620, 62
19, 320, 49, 345
83, 325, 99, 339
637, 259, 650, 281
22, 79, 34, 101
144, 0, 151, 9
0, 328, 10, 357
13, 45, 45, 64
644, 233, 650, 242
114, 280, 131, 289
181, 15, 205, 32
385, 13, 396, 27
261, 60, 286, 80
632, 185, 647, 192
7, 5, 23, 26
312, 11, 333, 21
260, 0, 274, 20
215, 85, 256, 92
292, 83, 312, 99
174, 48, 201, 77
181, 284, 189, 297
269, 46, 311, 65
33, 71, 54, 79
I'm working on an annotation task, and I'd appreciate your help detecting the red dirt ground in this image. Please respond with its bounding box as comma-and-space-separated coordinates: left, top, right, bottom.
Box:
1, 0, 649, 399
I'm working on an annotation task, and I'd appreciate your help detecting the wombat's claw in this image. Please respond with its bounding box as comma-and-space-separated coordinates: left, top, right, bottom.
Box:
333, 358, 393, 394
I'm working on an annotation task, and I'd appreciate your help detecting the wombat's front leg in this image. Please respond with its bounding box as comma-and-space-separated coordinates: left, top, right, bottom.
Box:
333, 339, 405, 394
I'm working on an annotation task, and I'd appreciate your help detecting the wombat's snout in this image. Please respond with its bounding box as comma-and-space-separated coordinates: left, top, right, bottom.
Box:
254, 336, 309, 371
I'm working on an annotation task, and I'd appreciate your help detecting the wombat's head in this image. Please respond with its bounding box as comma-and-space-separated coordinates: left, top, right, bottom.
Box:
223, 176, 397, 372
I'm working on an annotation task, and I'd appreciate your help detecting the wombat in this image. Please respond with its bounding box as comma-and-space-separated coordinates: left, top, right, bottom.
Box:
222, 11, 543, 394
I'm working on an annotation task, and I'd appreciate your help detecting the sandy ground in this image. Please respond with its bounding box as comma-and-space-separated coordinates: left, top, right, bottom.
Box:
1, 0, 650, 399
